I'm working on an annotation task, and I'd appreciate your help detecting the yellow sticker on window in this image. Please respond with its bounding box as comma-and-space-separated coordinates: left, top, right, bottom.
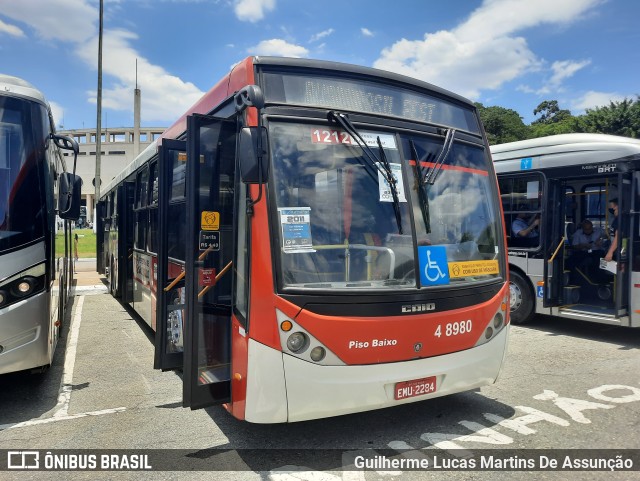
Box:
448, 260, 499, 278
201, 211, 220, 231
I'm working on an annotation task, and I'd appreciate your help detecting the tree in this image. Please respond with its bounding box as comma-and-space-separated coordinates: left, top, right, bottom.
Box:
475, 103, 528, 144
581, 97, 640, 138
532, 100, 572, 124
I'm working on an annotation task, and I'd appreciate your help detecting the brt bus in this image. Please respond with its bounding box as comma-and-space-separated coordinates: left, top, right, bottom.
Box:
0, 74, 81, 375
98, 56, 509, 423
491, 133, 640, 327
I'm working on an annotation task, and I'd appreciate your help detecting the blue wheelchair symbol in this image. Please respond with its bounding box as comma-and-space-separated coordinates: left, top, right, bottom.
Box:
521, 157, 532, 170
537, 285, 544, 298
418, 246, 449, 286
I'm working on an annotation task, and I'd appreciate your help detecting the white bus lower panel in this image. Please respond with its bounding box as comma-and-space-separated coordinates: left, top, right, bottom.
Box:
244, 327, 508, 423
0, 292, 52, 375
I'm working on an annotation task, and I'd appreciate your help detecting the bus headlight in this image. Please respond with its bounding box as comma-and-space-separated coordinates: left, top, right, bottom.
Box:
276, 309, 344, 366
0, 264, 46, 309
475, 294, 509, 347
310, 346, 326, 362
493, 312, 504, 329
13, 277, 36, 297
286, 332, 308, 353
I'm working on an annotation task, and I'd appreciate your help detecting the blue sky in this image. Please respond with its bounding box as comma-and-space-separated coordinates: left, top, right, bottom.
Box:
1, 0, 638, 130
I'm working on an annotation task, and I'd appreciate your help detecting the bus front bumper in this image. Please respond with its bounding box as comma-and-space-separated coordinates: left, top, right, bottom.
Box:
244, 325, 509, 423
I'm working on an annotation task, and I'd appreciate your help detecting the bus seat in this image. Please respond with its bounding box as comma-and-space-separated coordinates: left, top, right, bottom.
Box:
565, 222, 576, 244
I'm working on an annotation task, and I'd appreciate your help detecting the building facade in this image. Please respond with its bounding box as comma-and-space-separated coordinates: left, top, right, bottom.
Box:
58, 126, 164, 225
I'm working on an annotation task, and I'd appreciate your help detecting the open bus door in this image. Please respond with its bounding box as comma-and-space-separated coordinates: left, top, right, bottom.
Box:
183, 113, 237, 409
614, 172, 631, 318
122, 180, 135, 304
154, 139, 187, 371
543, 178, 566, 307
114, 182, 135, 299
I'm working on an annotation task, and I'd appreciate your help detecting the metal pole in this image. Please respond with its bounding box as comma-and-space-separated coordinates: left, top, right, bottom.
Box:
94, 0, 103, 228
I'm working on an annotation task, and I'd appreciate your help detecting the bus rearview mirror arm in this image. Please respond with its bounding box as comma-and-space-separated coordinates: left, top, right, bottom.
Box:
51, 133, 82, 221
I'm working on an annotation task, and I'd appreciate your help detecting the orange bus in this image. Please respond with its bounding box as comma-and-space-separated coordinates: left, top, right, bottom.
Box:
98, 56, 509, 422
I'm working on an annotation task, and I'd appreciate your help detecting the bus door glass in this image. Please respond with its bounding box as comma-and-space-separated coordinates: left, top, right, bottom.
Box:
183, 114, 237, 409
543, 178, 565, 307
632, 171, 640, 325
615, 172, 631, 317
123, 180, 135, 304
154, 139, 187, 371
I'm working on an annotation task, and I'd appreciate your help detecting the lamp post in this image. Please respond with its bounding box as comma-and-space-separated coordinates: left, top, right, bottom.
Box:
94, 0, 103, 232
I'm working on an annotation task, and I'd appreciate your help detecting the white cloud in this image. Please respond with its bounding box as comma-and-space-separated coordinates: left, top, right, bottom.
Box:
361, 27, 374, 37
0, 0, 96, 43
0, 18, 25, 38
517, 59, 591, 96
374, 0, 603, 99
548, 59, 591, 88
49, 101, 64, 128
247, 38, 309, 58
234, 0, 275, 23
571, 90, 628, 112
0, 0, 205, 124
76, 29, 204, 123
310, 28, 334, 43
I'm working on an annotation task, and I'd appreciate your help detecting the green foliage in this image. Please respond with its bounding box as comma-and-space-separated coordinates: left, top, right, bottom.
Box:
532, 100, 572, 125
475, 103, 528, 145
55, 228, 96, 258
581, 98, 640, 138
478, 97, 640, 144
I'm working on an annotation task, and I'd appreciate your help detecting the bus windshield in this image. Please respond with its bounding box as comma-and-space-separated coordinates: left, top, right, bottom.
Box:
0, 96, 47, 252
270, 121, 502, 290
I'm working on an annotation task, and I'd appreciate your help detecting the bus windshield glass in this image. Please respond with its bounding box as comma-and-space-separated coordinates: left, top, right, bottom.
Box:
262, 72, 480, 133
270, 121, 502, 290
0, 96, 47, 252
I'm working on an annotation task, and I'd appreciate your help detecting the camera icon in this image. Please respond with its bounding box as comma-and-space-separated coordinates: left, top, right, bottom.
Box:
7, 451, 39, 469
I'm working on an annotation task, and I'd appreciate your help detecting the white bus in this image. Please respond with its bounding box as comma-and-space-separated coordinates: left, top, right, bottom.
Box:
491, 133, 640, 327
0, 74, 81, 375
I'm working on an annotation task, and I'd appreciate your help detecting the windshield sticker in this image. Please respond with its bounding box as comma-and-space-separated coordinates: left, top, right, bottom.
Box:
310, 129, 397, 149
278, 207, 315, 254
377, 162, 407, 203
312, 129, 355, 145
448, 260, 499, 278
418, 246, 450, 286
359, 132, 397, 149
200, 211, 220, 231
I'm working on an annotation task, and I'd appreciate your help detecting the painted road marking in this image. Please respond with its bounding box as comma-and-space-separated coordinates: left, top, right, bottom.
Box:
0, 296, 126, 431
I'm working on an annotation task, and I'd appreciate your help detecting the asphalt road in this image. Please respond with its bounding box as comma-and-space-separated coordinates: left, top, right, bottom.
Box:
0, 287, 639, 480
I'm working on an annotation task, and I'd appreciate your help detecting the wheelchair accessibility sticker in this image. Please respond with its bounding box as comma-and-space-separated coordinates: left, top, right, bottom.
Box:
418, 246, 449, 286
537, 285, 544, 298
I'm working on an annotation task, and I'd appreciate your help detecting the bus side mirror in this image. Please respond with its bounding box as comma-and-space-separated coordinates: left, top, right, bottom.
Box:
239, 126, 269, 184
58, 172, 83, 220
51, 133, 80, 175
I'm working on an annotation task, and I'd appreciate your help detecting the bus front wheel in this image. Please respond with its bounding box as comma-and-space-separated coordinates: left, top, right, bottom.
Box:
509, 270, 534, 324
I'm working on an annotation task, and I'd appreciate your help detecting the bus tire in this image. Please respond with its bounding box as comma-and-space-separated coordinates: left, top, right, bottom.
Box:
509, 270, 534, 324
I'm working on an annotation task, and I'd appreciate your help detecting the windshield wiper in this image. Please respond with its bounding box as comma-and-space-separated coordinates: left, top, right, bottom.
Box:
424, 128, 455, 185
376, 136, 403, 235
328, 111, 403, 234
410, 139, 431, 232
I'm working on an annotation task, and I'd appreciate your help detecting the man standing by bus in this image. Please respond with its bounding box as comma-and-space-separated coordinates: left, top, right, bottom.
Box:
604, 198, 619, 262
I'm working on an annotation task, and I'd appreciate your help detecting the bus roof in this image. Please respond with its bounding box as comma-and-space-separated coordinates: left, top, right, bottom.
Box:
0, 74, 48, 106
491, 133, 640, 158
490, 133, 640, 171
161, 56, 477, 142
103, 56, 480, 200
101, 139, 159, 198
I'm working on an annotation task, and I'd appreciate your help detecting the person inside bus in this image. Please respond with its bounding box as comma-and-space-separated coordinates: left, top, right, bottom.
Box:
567, 219, 605, 281
604, 198, 619, 262
511, 208, 540, 247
